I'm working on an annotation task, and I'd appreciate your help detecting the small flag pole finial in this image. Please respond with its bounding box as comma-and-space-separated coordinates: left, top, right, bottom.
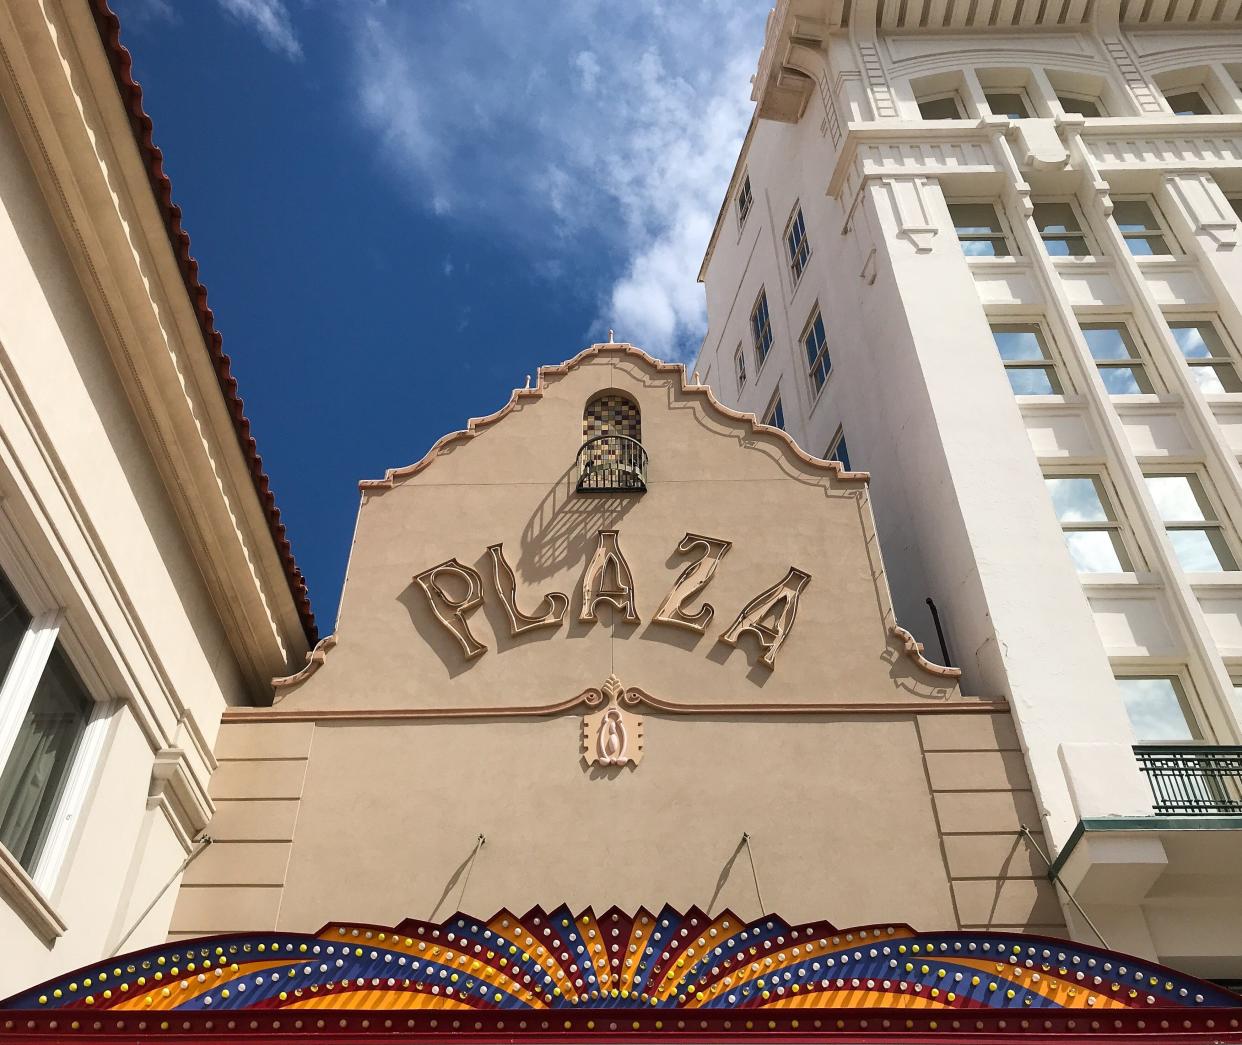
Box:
607, 329, 615, 344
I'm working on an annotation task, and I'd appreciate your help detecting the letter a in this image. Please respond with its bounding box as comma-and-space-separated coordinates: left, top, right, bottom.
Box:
718, 567, 811, 669
580, 530, 639, 623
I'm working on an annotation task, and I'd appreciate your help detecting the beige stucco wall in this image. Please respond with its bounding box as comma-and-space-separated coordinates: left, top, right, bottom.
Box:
174, 349, 1061, 942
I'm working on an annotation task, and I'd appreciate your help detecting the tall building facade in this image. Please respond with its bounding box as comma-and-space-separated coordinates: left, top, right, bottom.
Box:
695, 1, 1242, 978
0, 0, 312, 993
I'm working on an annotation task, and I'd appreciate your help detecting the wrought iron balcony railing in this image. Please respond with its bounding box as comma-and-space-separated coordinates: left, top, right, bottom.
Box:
1134, 745, 1242, 816
576, 435, 647, 494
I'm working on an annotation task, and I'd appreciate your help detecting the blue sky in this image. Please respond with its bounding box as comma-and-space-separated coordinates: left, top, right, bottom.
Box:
112, 0, 765, 628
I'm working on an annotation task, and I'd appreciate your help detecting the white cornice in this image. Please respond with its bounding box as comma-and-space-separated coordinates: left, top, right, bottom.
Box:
0, 2, 310, 696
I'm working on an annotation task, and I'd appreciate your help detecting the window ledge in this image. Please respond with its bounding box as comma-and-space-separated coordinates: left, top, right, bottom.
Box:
1050, 255, 1110, 269
1108, 394, 1180, 408
1078, 572, 1160, 589
0, 842, 65, 941
1015, 394, 1085, 409
966, 255, 1027, 268
1186, 573, 1242, 590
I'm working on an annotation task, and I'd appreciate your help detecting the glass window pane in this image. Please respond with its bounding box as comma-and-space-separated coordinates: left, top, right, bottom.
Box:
1112, 201, 1157, 232
1170, 323, 1213, 358
0, 646, 91, 872
1059, 95, 1102, 117
1123, 234, 1169, 256
1006, 368, 1059, 395
1188, 363, 1234, 394
949, 204, 1001, 235
1165, 90, 1212, 116
1167, 529, 1231, 572
1116, 678, 1195, 742
961, 239, 1002, 257
993, 327, 1047, 361
1098, 366, 1149, 395
1034, 203, 1081, 235
985, 92, 1030, 118
1145, 475, 1207, 522
0, 572, 32, 694
1063, 530, 1125, 572
1082, 326, 1133, 360
1045, 476, 1110, 522
919, 95, 961, 119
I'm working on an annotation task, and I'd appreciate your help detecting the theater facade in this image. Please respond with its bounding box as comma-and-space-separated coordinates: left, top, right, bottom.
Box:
5, 344, 1239, 1041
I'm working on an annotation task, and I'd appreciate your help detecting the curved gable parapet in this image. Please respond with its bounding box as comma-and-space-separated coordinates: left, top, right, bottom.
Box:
891, 625, 962, 679
358, 343, 870, 492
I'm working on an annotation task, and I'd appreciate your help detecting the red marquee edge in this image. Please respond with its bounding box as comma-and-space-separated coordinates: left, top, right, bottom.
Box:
3, 906, 1240, 1042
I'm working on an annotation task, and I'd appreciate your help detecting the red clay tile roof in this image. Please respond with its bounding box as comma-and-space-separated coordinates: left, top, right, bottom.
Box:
89, 0, 316, 644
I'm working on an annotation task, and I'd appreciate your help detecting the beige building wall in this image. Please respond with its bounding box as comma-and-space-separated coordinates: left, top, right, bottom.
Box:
0, 1, 309, 993
173, 348, 1060, 945
694, 1, 1242, 977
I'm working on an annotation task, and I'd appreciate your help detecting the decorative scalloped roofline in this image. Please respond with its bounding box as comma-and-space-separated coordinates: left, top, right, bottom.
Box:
358, 343, 870, 491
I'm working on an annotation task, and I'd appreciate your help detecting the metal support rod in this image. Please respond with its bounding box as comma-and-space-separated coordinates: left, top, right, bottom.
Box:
925, 597, 952, 667
741, 832, 766, 916
456, 834, 486, 914
1020, 824, 1109, 949
109, 835, 213, 958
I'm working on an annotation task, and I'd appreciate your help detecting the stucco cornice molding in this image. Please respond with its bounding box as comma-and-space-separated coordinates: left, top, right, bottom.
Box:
238, 685, 997, 723
358, 344, 871, 492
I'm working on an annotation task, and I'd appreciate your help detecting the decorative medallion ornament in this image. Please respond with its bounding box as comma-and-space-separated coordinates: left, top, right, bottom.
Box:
582, 674, 643, 767
4, 906, 1239, 1042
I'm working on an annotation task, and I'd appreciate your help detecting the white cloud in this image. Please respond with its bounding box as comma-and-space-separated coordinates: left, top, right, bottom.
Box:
216, 0, 302, 60
340, 1, 764, 361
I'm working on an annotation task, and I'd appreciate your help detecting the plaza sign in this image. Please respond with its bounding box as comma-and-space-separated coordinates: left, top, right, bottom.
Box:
414, 530, 810, 670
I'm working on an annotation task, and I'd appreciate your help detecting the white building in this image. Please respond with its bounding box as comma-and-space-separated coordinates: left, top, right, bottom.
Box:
696, 1, 1242, 979
0, 1, 312, 993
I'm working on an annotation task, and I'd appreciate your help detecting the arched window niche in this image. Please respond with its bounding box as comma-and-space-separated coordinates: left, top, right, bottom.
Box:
577, 391, 647, 493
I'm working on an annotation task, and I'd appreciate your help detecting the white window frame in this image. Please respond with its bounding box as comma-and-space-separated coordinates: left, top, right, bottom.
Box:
827, 426, 850, 471
1056, 92, 1105, 118
1043, 469, 1136, 573
1111, 197, 1178, 257
947, 200, 1017, 258
1112, 670, 1204, 743
982, 87, 1035, 120
1166, 316, 1242, 395
990, 321, 1066, 396
1078, 318, 1159, 396
0, 522, 115, 936
1162, 86, 1217, 116
750, 287, 774, 371
1142, 469, 1239, 574
1032, 198, 1096, 258
917, 91, 965, 119
736, 174, 754, 230
762, 389, 785, 431
785, 205, 811, 286
801, 305, 832, 399
733, 343, 747, 392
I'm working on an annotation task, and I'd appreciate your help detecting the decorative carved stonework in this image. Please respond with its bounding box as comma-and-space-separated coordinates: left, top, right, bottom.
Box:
719, 566, 811, 669
579, 530, 639, 623
488, 543, 568, 634
582, 675, 644, 767
413, 559, 488, 659
653, 532, 731, 633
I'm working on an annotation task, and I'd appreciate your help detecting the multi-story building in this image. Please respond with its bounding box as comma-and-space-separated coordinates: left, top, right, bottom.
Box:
695, 1, 1242, 977
0, 0, 313, 993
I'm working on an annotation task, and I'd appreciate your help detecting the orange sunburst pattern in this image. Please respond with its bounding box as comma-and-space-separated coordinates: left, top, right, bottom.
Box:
6, 906, 1239, 1017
